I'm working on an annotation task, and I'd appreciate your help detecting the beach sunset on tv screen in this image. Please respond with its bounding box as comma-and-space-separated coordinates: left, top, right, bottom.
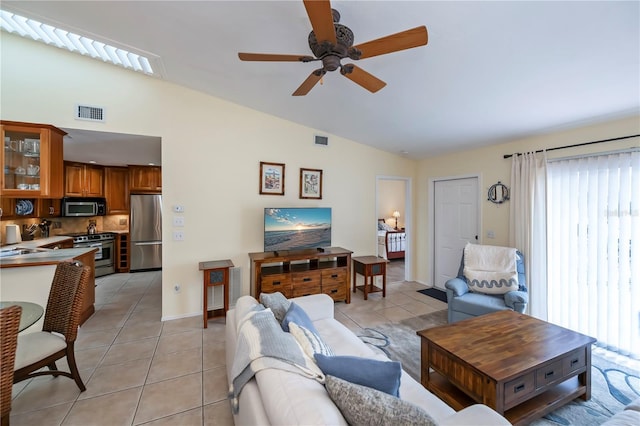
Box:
264, 208, 331, 251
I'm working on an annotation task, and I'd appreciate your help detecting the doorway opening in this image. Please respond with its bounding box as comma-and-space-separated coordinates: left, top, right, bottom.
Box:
376, 176, 412, 282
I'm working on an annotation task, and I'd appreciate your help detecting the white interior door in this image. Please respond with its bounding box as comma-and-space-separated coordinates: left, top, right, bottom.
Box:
433, 177, 479, 290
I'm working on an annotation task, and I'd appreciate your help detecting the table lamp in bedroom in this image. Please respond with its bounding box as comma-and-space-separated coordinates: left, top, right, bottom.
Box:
393, 211, 400, 230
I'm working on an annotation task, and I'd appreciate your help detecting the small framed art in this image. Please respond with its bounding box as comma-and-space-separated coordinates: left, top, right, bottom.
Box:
259, 162, 285, 195
299, 168, 323, 199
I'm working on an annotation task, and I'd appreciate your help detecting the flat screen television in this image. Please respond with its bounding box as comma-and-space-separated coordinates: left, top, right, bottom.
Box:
264, 207, 332, 252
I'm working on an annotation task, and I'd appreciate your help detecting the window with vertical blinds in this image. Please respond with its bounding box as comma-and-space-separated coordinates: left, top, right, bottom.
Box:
547, 150, 639, 358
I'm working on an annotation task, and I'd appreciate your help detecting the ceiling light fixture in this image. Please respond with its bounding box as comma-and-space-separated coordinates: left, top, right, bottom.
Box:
0, 10, 154, 75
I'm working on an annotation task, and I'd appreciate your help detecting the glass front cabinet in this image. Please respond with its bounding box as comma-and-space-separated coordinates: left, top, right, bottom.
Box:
1, 121, 65, 198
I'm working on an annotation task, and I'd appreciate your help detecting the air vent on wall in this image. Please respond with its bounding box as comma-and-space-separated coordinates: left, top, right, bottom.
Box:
315, 135, 328, 146
75, 104, 105, 122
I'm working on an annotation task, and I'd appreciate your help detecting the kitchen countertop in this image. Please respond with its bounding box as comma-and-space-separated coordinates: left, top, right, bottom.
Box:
1, 236, 73, 249
0, 237, 96, 268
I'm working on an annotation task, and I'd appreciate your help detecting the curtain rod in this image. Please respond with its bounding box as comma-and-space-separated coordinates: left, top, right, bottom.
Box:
503, 134, 640, 159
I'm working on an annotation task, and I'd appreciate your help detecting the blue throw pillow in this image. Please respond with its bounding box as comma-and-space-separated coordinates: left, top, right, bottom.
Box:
281, 302, 317, 333
315, 353, 402, 397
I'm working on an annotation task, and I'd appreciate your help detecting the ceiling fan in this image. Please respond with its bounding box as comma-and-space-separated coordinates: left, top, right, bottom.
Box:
238, 0, 428, 96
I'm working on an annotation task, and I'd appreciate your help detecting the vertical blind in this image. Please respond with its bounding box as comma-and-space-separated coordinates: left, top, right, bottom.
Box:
547, 151, 639, 358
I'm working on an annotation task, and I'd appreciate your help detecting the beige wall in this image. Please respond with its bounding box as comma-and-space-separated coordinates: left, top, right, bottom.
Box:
415, 116, 640, 286
377, 180, 406, 229
1, 35, 417, 319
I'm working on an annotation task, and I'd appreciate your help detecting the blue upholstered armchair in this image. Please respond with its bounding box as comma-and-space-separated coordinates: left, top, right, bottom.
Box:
445, 250, 528, 323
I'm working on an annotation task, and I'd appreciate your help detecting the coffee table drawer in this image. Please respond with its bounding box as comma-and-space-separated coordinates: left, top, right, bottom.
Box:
563, 348, 586, 375
536, 360, 563, 388
504, 372, 535, 406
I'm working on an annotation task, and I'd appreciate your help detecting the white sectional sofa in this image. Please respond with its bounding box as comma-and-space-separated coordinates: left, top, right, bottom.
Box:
225, 293, 510, 425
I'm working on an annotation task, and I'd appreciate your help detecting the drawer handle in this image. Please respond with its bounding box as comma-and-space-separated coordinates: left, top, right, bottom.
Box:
570, 358, 579, 366
303, 278, 312, 282
331, 274, 338, 278
330, 289, 338, 294
545, 371, 555, 379
514, 384, 525, 393
273, 281, 281, 286
303, 293, 311, 296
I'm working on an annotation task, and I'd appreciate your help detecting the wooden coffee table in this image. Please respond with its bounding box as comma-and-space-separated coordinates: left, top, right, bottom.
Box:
418, 310, 596, 426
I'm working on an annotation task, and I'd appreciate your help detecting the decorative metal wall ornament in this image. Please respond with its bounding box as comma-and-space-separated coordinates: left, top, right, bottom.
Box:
488, 181, 510, 204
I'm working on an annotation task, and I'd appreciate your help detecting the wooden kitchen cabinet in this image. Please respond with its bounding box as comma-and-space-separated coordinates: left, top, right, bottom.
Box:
65, 162, 104, 197
104, 166, 129, 214
1, 121, 65, 198
36, 198, 61, 217
116, 233, 130, 272
129, 165, 161, 193
0, 197, 16, 219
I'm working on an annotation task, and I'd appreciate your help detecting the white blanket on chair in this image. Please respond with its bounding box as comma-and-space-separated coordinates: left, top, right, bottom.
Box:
463, 243, 519, 294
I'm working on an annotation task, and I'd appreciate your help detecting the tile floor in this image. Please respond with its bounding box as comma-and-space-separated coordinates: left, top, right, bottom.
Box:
9, 264, 445, 425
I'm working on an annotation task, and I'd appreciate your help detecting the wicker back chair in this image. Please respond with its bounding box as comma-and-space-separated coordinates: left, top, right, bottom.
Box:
1, 305, 22, 426
13, 261, 90, 392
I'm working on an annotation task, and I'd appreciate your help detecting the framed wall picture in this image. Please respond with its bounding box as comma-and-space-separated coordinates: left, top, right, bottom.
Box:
299, 168, 323, 199
259, 161, 285, 195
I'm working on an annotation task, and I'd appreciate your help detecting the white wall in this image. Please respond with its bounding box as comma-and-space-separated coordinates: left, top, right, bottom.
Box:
1, 34, 418, 319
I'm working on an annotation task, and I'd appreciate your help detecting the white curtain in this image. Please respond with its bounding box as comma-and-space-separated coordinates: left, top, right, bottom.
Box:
547, 151, 639, 358
510, 152, 548, 319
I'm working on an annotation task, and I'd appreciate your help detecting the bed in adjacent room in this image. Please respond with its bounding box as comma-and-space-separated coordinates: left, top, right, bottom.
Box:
377, 219, 406, 260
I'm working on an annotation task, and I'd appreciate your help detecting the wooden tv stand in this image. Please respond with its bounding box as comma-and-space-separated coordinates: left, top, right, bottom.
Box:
249, 247, 352, 303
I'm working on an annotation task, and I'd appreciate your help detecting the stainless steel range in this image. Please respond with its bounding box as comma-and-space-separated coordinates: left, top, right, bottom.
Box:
67, 232, 115, 277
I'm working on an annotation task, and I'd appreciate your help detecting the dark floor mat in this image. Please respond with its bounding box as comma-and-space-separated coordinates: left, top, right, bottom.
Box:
417, 287, 447, 303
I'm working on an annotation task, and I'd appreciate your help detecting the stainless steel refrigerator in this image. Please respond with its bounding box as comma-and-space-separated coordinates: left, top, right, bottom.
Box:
130, 194, 162, 271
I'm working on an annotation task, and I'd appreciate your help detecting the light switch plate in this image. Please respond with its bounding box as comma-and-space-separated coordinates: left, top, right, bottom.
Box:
173, 205, 184, 213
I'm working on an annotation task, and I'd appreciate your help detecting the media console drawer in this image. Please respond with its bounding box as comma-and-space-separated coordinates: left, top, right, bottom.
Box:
249, 248, 353, 303
261, 274, 291, 297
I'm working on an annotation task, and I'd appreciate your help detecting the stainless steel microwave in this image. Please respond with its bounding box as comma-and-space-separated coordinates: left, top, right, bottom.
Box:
61, 197, 107, 217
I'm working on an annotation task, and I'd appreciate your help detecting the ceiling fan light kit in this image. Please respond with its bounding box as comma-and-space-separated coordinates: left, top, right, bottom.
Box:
238, 0, 428, 96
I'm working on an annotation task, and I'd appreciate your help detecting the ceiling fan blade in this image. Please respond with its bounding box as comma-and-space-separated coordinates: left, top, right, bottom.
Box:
292, 69, 326, 96
341, 64, 386, 93
353, 26, 428, 59
238, 53, 315, 62
303, 0, 337, 45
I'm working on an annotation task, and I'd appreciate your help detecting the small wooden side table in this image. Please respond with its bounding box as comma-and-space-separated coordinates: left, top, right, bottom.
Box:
352, 256, 389, 300
199, 259, 234, 328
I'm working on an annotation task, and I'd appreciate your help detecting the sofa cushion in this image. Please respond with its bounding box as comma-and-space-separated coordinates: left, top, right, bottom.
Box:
315, 353, 401, 397
289, 322, 333, 358
260, 292, 291, 323
282, 302, 317, 333
325, 375, 437, 426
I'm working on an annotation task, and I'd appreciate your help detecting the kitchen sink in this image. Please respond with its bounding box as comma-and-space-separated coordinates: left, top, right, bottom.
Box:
0, 247, 53, 258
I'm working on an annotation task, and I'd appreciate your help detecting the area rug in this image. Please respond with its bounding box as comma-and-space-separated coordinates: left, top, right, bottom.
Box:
416, 287, 447, 303
358, 310, 640, 425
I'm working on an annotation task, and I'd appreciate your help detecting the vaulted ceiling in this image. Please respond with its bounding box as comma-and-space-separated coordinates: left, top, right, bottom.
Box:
2, 1, 639, 163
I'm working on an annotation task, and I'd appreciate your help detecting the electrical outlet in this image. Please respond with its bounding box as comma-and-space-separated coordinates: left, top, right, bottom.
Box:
487, 230, 495, 239
119, 218, 127, 225
173, 230, 185, 241
173, 216, 185, 227
173, 204, 184, 213
174, 284, 181, 294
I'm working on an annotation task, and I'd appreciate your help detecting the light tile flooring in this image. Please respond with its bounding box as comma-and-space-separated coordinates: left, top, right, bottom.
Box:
10, 263, 446, 425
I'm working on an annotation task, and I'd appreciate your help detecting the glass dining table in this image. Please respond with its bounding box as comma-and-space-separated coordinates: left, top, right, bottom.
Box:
0, 301, 44, 331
